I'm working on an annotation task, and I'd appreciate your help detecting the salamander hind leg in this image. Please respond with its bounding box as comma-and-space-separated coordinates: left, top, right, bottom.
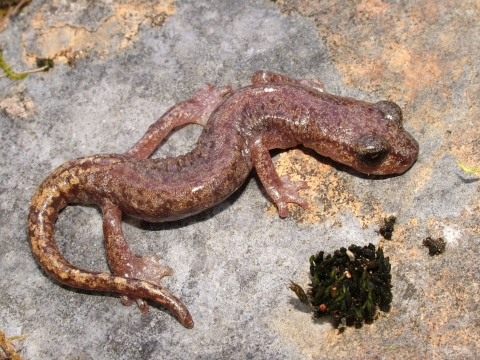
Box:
251, 70, 326, 93
101, 201, 176, 313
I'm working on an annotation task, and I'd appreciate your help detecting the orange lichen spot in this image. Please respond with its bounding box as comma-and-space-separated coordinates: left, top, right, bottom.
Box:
23, 0, 177, 65
267, 149, 381, 228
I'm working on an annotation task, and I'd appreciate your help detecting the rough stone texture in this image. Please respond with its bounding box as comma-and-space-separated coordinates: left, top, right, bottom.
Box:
0, 0, 479, 359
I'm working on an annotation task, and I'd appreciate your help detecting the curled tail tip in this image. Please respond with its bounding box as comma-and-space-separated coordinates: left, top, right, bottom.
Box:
184, 317, 194, 329
27, 166, 195, 328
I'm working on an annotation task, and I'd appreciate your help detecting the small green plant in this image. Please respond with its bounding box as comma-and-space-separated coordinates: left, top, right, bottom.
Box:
0, 52, 53, 80
290, 243, 392, 328
458, 162, 480, 174
0, 51, 27, 79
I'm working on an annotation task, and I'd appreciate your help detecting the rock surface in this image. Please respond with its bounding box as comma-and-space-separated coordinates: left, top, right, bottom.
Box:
0, 0, 478, 358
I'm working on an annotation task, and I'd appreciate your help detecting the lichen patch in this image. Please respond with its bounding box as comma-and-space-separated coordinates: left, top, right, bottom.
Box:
22, 0, 176, 65
0, 91, 34, 119
268, 149, 381, 228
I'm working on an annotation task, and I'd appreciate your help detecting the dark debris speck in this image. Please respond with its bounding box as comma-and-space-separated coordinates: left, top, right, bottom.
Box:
379, 216, 396, 240
422, 237, 446, 256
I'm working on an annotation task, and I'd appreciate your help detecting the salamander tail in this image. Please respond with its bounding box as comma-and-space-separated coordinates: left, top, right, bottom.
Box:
27, 174, 194, 328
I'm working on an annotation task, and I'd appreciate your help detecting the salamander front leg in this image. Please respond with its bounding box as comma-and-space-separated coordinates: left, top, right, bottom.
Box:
249, 137, 308, 218
251, 70, 326, 93
102, 200, 178, 313
126, 84, 233, 159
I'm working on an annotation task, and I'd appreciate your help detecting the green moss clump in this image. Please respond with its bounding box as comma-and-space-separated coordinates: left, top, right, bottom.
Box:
290, 243, 392, 328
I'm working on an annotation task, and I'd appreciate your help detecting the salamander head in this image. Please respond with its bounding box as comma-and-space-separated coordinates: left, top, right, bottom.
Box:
305, 99, 419, 175
350, 100, 419, 175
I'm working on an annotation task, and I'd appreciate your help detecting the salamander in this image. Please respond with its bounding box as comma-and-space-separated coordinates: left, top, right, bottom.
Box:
28, 71, 419, 328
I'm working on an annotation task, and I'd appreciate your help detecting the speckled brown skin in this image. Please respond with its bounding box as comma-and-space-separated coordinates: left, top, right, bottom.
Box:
28, 71, 419, 328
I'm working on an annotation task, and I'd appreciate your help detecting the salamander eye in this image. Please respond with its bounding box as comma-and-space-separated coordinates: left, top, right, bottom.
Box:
355, 135, 390, 167
374, 101, 403, 126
